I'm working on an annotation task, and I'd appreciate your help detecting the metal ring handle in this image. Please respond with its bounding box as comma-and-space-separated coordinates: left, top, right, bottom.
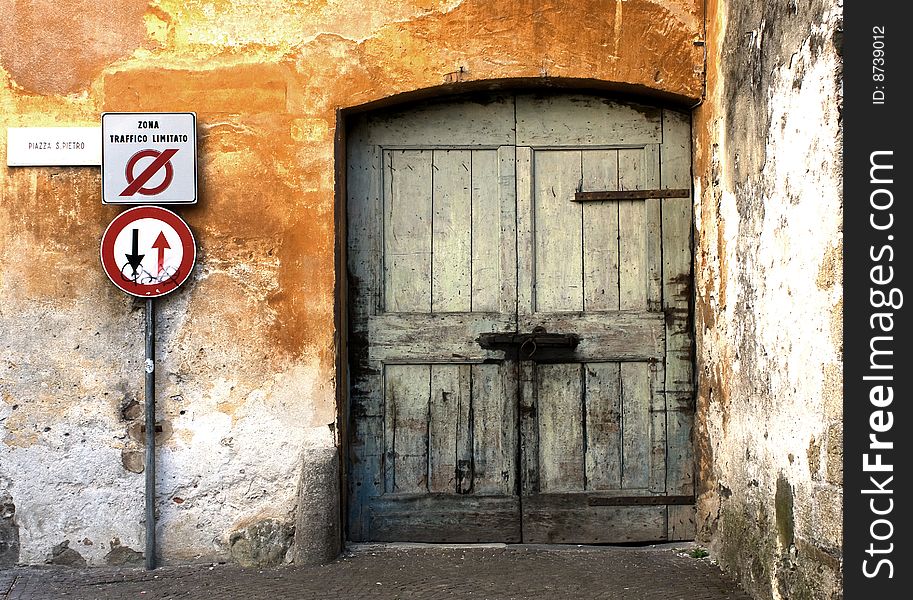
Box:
519, 337, 538, 358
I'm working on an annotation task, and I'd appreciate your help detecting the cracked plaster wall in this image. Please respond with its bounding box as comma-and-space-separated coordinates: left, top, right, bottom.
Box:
693, 1, 843, 598
0, 1, 703, 566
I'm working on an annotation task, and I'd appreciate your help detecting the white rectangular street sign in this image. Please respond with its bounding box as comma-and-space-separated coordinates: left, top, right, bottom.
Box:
6, 127, 102, 166
102, 112, 197, 205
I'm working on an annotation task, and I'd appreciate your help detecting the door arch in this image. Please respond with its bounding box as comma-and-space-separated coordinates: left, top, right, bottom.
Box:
345, 92, 695, 543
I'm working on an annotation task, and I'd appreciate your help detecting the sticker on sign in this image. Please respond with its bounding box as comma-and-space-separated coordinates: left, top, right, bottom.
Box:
100, 206, 196, 297
102, 113, 197, 205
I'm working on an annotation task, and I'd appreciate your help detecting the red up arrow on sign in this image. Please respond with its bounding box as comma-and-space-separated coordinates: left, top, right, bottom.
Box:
100, 206, 196, 297
151, 231, 171, 275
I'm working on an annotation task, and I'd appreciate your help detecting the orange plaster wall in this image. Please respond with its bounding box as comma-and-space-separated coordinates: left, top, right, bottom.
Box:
2, 0, 704, 369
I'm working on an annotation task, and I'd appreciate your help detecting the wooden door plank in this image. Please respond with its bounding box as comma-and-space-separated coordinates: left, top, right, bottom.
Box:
432, 150, 472, 312
519, 311, 665, 361
522, 494, 666, 543
497, 146, 518, 316
348, 414, 383, 541
456, 365, 474, 495
384, 364, 431, 494
368, 313, 514, 364
363, 95, 516, 146
661, 109, 694, 498
519, 361, 539, 496
429, 365, 470, 492
581, 150, 620, 311
618, 149, 647, 310
384, 150, 433, 313
369, 495, 521, 542
346, 122, 384, 541
534, 150, 584, 312
470, 149, 501, 312
347, 125, 383, 316
516, 95, 662, 146
516, 146, 534, 316
537, 363, 585, 492
644, 144, 663, 312
649, 361, 667, 493
661, 112, 693, 392
584, 362, 622, 490
644, 144, 667, 496
620, 362, 651, 489
472, 363, 517, 495
668, 505, 697, 540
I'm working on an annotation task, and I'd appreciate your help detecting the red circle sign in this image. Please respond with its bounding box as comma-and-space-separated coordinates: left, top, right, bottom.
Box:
100, 206, 196, 297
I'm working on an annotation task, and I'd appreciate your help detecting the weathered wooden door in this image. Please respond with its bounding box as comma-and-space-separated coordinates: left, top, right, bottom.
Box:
347, 94, 694, 544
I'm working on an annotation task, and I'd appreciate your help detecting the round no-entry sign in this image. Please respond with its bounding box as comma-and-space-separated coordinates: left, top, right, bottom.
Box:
100, 206, 196, 297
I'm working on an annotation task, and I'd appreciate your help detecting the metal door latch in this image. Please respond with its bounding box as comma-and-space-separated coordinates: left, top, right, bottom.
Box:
477, 326, 580, 359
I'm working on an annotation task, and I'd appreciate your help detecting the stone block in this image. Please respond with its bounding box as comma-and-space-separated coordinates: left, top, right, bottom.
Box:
292, 445, 341, 565
105, 539, 144, 566
825, 422, 842, 485
229, 519, 295, 568
0, 494, 19, 568
45, 540, 86, 567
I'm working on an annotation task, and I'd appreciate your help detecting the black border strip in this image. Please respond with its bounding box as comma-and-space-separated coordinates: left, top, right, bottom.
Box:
844, 4, 910, 597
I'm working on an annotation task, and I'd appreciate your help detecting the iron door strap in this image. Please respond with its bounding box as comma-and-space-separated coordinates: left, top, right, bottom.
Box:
476, 327, 580, 359
587, 495, 695, 507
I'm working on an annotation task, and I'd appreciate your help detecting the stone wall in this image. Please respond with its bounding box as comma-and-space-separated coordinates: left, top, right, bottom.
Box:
0, 0, 703, 567
692, 0, 843, 598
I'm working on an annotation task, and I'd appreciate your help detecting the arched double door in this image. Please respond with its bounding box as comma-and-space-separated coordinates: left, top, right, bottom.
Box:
346, 93, 694, 544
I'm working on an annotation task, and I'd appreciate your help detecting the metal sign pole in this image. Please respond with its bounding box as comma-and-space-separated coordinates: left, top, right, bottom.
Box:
100, 204, 196, 570
144, 298, 156, 570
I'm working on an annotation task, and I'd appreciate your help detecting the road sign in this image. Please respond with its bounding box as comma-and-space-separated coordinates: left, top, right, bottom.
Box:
100, 206, 196, 297
7, 127, 101, 166
102, 113, 197, 205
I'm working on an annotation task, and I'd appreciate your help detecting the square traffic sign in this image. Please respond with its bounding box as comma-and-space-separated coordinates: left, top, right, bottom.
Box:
102, 112, 197, 205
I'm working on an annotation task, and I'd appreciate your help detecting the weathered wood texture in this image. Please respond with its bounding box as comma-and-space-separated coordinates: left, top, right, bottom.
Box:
369, 495, 521, 543
522, 494, 667, 544
516, 145, 535, 317
537, 363, 585, 492
472, 363, 518, 494
470, 150, 501, 312
346, 119, 385, 540
429, 365, 471, 492
368, 313, 513, 363
363, 95, 516, 147
661, 110, 695, 514
531, 361, 660, 494
582, 149, 620, 311
382, 363, 517, 496
525, 146, 666, 317
431, 150, 472, 312
584, 363, 622, 490
384, 364, 430, 494
384, 150, 433, 312
516, 95, 662, 146
534, 150, 584, 312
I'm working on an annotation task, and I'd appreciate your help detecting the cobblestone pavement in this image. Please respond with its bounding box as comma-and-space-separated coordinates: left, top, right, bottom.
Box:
0, 543, 752, 600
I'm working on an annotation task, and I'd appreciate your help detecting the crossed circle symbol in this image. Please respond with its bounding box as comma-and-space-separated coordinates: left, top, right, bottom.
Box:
123, 149, 176, 196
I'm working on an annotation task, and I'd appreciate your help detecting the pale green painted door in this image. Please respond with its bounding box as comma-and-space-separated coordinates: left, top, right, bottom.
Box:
347, 93, 694, 543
